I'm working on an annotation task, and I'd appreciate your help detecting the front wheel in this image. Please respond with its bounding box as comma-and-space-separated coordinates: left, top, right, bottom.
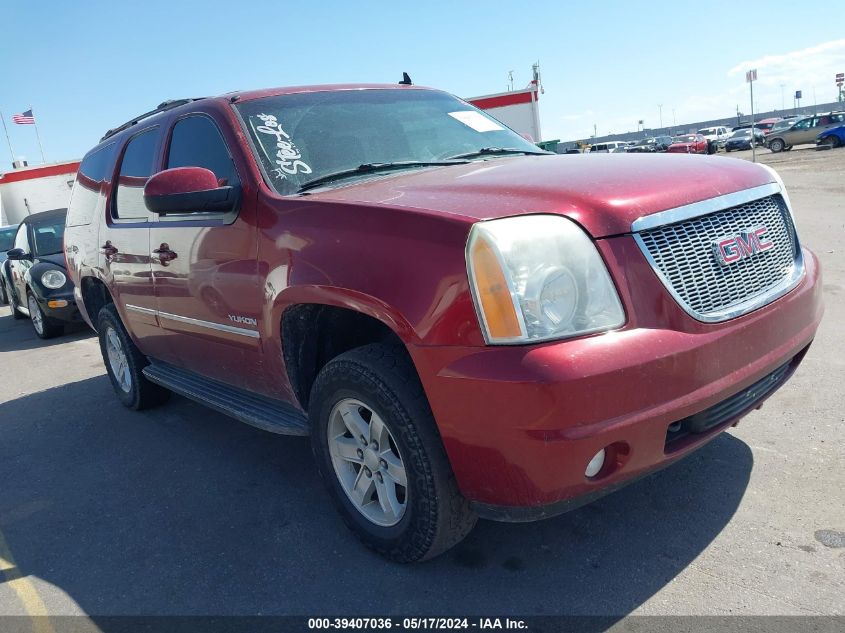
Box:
829, 136, 842, 149
769, 138, 785, 153
310, 344, 477, 562
97, 303, 170, 410
28, 293, 63, 339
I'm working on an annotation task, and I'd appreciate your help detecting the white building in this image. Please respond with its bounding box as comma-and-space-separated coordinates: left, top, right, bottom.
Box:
0, 161, 80, 226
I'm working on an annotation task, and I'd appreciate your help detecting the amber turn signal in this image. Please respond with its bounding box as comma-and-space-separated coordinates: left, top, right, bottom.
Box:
47, 300, 68, 309
468, 235, 523, 341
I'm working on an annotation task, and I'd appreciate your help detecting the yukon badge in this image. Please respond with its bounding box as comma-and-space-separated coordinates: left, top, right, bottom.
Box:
228, 314, 257, 326
712, 226, 774, 266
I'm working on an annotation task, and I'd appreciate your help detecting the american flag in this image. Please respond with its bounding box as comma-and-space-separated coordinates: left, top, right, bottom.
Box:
12, 110, 35, 125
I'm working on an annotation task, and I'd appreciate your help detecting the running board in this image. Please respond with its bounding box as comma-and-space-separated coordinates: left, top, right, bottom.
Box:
142, 362, 308, 436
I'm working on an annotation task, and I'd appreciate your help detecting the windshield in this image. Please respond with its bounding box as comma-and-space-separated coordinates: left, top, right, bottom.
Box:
0, 227, 16, 252
31, 218, 66, 256
635, 138, 654, 145
235, 89, 542, 194
731, 129, 751, 137
674, 135, 696, 143
697, 128, 715, 135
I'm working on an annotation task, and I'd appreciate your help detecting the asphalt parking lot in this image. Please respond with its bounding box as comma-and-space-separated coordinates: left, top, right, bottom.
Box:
0, 147, 843, 623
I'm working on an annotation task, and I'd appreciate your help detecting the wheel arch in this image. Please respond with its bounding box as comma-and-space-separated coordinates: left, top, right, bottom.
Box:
280, 300, 414, 411
79, 275, 115, 332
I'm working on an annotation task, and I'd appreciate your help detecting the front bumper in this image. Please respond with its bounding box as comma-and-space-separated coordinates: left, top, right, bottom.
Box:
410, 246, 823, 517
32, 288, 81, 323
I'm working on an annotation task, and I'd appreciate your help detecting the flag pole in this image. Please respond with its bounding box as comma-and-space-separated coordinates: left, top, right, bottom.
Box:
31, 106, 46, 163
0, 110, 16, 166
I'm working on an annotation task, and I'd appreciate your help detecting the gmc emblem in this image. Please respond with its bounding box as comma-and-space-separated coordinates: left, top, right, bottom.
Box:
712, 226, 774, 266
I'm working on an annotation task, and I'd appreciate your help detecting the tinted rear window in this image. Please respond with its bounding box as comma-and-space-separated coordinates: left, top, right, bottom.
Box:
66, 142, 116, 227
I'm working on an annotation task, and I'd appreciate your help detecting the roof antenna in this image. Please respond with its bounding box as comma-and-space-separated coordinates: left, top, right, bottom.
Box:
399, 72, 412, 85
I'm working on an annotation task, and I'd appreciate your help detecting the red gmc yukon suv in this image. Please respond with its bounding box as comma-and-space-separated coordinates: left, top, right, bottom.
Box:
64, 84, 823, 562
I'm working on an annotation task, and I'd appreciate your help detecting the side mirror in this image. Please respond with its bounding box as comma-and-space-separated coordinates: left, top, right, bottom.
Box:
143, 167, 240, 215
6, 248, 29, 261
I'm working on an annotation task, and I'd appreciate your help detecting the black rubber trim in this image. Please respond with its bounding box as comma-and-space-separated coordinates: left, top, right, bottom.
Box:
142, 361, 308, 436
470, 469, 662, 523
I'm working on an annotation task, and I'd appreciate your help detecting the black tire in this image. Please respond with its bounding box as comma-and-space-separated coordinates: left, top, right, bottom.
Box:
97, 303, 170, 410
8, 286, 27, 319
769, 138, 785, 153
829, 136, 841, 149
0, 279, 7, 306
27, 292, 63, 339
310, 343, 477, 562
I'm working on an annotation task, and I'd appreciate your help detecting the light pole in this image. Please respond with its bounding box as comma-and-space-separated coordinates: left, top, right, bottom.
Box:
779, 83, 785, 111
658, 104, 663, 129
672, 109, 676, 126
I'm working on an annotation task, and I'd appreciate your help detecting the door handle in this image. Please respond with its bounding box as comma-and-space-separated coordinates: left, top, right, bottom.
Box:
100, 241, 118, 259
152, 243, 178, 266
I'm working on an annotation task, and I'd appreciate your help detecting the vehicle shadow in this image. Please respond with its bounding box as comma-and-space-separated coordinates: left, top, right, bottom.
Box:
0, 309, 93, 352
0, 376, 752, 620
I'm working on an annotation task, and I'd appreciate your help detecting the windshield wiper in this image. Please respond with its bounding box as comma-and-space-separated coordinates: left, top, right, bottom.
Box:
297, 160, 468, 193
443, 147, 551, 160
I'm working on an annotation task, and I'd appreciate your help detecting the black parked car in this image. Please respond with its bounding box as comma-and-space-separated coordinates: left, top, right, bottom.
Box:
0, 224, 18, 305
3, 208, 81, 338
625, 137, 658, 153
724, 128, 766, 152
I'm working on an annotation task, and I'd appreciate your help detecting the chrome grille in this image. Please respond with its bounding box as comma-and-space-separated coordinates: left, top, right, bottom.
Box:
636, 194, 800, 321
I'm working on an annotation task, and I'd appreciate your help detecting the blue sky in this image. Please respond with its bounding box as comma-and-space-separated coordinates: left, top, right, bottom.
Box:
3, 0, 844, 163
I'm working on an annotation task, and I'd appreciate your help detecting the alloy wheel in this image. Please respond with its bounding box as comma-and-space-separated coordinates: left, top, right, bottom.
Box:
328, 398, 408, 527
28, 295, 44, 335
105, 326, 132, 392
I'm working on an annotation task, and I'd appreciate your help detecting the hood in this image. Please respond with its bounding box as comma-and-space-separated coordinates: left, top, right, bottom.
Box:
35, 253, 67, 268
305, 154, 774, 237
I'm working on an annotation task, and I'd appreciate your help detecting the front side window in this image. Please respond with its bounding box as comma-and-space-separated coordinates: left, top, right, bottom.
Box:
235, 89, 543, 195
792, 119, 812, 130
167, 115, 240, 188
13, 223, 29, 252
115, 128, 159, 220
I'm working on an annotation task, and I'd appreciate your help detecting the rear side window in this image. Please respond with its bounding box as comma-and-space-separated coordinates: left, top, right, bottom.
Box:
66, 142, 115, 227
166, 115, 240, 188
115, 128, 159, 220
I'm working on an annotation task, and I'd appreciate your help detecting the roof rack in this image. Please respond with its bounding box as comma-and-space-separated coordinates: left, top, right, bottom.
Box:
100, 98, 206, 141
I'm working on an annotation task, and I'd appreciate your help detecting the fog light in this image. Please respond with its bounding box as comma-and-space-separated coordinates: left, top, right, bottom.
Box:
47, 300, 68, 308
585, 449, 606, 478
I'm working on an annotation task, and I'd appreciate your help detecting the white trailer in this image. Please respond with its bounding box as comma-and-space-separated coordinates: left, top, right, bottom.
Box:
0, 161, 80, 225
466, 81, 542, 142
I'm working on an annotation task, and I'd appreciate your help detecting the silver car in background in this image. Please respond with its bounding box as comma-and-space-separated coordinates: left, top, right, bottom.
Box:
766, 112, 845, 152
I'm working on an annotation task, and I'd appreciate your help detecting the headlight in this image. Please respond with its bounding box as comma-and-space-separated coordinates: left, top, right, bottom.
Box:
466, 215, 625, 344
41, 269, 67, 289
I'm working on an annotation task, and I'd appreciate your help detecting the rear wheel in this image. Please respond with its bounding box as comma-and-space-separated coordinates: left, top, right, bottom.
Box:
97, 303, 170, 410
310, 344, 476, 562
769, 138, 785, 153
28, 293, 63, 339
